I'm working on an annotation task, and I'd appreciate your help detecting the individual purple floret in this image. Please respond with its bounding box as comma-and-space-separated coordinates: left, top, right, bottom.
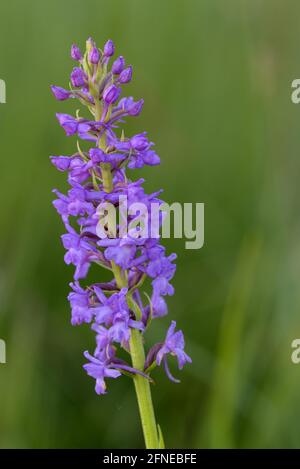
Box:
119, 65, 133, 84
156, 321, 192, 371
70, 67, 86, 88
103, 39, 115, 57
51, 86, 72, 101
71, 44, 82, 61
83, 351, 121, 395
51, 38, 191, 397
89, 46, 100, 65
112, 56, 125, 75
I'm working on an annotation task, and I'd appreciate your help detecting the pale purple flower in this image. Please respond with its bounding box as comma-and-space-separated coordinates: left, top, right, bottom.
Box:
83, 352, 121, 395
68, 282, 94, 325
56, 114, 79, 136
102, 239, 137, 269
50, 155, 72, 171
156, 321, 192, 369
151, 293, 168, 318
131, 133, 149, 151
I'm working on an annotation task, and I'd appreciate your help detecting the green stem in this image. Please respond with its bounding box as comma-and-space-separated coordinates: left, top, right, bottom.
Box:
129, 329, 159, 448
112, 261, 159, 448
101, 165, 159, 449
100, 162, 114, 191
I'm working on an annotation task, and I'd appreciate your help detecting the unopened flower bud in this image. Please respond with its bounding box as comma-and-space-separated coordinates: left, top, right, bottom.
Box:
71, 44, 82, 61
119, 66, 132, 84
51, 86, 71, 101
103, 84, 121, 104
103, 39, 115, 57
128, 98, 144, 116
89, 47, 100, 64
70, 67, 86, 88
112, 56, 125, 75
86, 37, 95, 49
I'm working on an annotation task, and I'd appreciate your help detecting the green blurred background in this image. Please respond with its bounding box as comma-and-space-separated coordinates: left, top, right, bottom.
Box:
0, 0, 300, 448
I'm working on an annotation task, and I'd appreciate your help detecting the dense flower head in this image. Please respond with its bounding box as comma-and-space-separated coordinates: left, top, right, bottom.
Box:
51, 38, 191, 394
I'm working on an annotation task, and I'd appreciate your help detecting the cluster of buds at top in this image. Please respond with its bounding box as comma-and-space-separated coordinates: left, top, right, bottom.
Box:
51, 38, 191, 395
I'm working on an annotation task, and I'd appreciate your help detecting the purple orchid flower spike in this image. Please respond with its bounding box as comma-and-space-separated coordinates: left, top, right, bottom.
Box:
51, 38, 191, 449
